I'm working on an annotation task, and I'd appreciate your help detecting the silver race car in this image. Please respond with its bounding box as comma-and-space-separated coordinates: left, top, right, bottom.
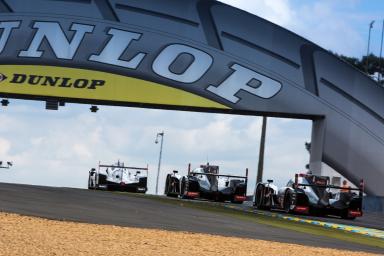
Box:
254, 173, 364, 219
165, 163, 248, 204
88, 161, 148, 193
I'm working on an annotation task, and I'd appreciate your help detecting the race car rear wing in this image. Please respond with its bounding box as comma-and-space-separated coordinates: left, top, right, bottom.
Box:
99, 164, 148, 171
0, 161, 12, 169
97, 162, 149, 176
188, 163, 249, 184
189, 172, 248, 179
294, 173, 364, 196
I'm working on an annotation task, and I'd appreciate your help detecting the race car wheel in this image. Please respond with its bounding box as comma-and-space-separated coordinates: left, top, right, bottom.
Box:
284, 190, 293, 213
231, 198, 244, 204
180, 177, 187, 198
165, 174, 178, 197
88, 172, 97, 190
164, 174, 170, 195
88, 175, 93, 189
341, 210, 356, 220
255, 184, 266, 209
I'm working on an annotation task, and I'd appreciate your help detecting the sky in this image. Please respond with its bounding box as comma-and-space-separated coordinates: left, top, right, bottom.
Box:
219, 0, 384, 58
0, 0, 383, 194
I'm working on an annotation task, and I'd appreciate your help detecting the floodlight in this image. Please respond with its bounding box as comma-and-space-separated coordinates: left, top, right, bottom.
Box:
1, 99, 9, 106
90, 105, 99, 113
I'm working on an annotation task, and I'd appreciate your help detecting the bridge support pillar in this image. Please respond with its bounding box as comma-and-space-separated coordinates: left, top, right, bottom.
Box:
309, 118, 325, 175
364, 196, 384, 213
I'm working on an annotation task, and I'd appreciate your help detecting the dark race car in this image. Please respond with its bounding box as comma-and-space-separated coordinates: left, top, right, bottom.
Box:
88, 161, 148, 193
165, 163, 248, 204
254, 173, 364, 219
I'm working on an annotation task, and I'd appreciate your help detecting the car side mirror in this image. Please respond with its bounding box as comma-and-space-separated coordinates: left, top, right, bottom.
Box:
173, 170, 178, 174
267, 179, 273, 183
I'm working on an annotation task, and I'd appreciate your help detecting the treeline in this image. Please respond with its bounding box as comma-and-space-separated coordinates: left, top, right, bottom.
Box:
332, 52, 384, 85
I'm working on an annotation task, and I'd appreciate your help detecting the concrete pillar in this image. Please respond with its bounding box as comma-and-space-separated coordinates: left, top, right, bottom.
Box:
309, 118, 325, 175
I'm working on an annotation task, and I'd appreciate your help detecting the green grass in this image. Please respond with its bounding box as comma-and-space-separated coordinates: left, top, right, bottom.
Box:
115, 192, 384, 249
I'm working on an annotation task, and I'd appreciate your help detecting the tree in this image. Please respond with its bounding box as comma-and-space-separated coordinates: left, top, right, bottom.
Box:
331, 51, 384, 84
361, 54, 384, 76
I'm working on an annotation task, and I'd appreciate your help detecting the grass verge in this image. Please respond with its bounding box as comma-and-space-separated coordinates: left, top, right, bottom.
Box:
117, 192, 384, 249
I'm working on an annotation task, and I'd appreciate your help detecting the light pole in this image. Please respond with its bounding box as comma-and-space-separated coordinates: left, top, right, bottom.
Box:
256, 116, 267, 184
366, 20, 375, 74
155, 131, 164, 195
379, 20, 384, 83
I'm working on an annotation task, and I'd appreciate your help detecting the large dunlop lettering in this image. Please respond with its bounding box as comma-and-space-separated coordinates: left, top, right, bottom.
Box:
152, 44, 213, 84
0, 21, 20, 54
19, 22, 94, 59
207, 64, 282, 103
89, 29, 146, 69
0, 20, 282, 103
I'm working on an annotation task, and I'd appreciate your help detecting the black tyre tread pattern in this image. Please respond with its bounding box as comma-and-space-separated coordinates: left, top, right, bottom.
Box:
2, 0, 381, 115
0, 0, 12, 12
4, 0, 380, 118
3, 0, 381, 121
2, 0, 281, 59
95, 0, 120, 21
2, 0, 246, 56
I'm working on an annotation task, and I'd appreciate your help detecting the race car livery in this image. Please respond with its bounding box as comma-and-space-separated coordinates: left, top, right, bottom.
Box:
254, 173, 364, 219
88, 161, 148, 193
165, 163, 248, 204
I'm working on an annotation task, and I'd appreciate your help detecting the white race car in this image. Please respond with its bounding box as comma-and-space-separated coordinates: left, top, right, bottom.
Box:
254, 173, 364, 219
165, 163, 248, 204
88, 161, 148, 193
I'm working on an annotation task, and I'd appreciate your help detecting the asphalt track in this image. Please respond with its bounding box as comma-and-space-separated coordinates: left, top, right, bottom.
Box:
0, 183, 382, 254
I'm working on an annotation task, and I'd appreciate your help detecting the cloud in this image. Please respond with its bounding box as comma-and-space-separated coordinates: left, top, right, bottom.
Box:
219, 0, 367, 57
292, 1, 365, 57
73, 143, 92, 159
0, 137, 11, 155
